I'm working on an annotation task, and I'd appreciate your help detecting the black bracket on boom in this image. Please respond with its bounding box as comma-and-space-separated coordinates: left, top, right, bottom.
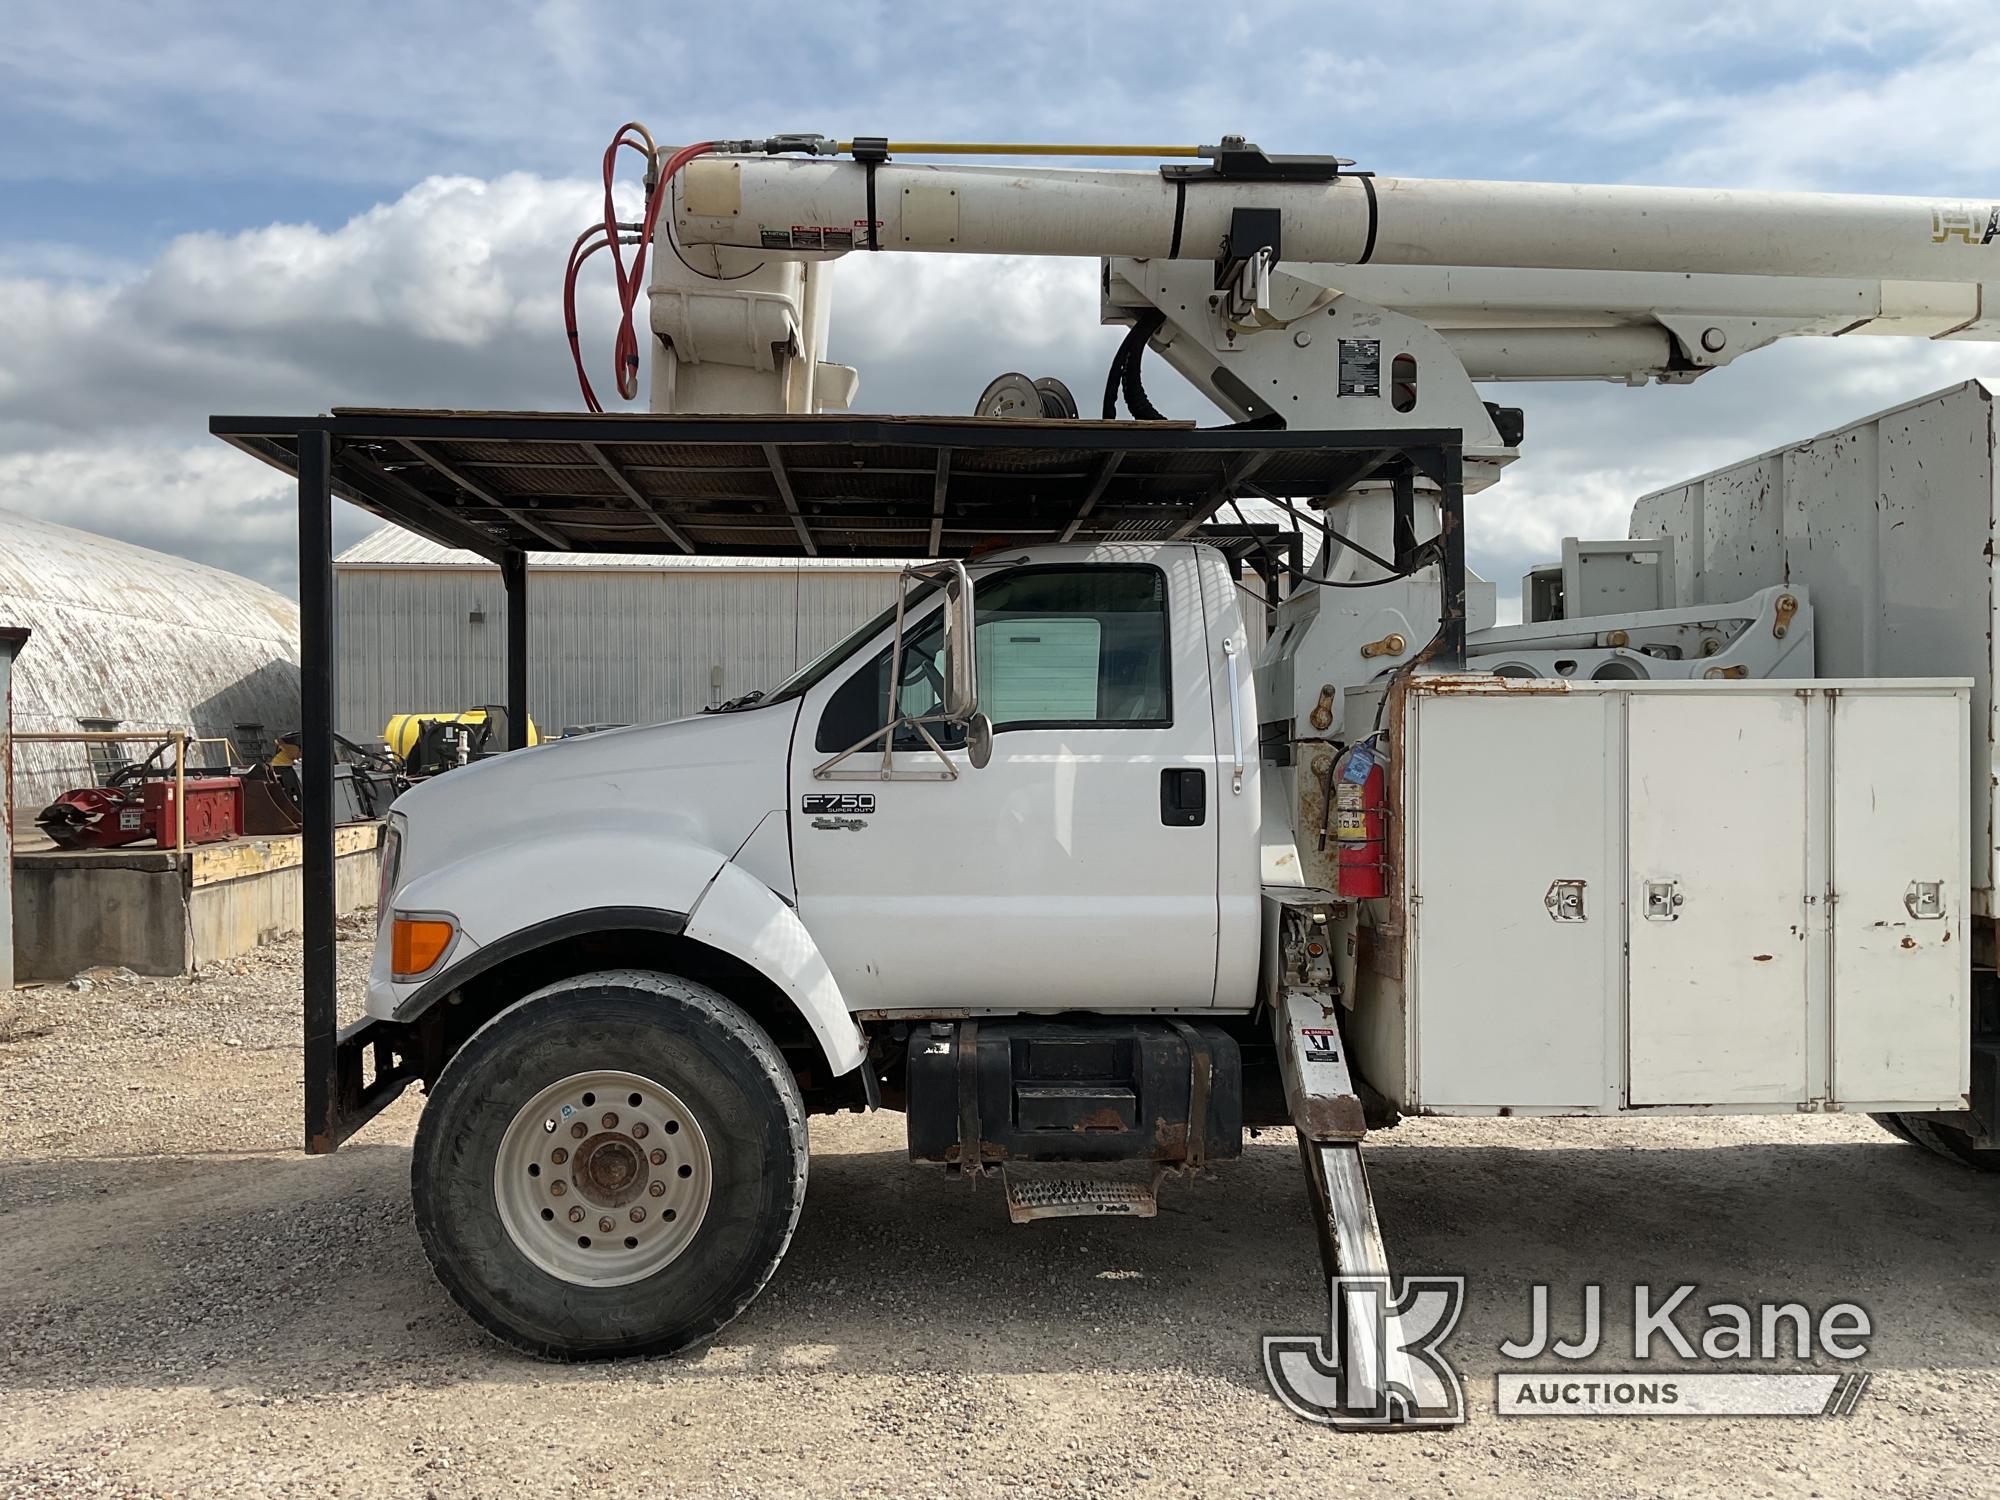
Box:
1165, 136, 1352, 182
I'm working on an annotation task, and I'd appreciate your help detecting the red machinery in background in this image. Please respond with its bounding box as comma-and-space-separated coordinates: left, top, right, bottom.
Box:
36, 777, 244, 851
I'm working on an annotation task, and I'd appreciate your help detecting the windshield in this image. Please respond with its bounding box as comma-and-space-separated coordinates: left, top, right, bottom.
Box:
720, 579, 940, 711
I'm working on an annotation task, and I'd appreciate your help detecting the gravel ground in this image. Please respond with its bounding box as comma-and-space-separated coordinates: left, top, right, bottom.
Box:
2, 926, 1998, 1498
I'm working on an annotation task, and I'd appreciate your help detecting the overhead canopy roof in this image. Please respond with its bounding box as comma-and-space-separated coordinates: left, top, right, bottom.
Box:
210, 409, 1461, 563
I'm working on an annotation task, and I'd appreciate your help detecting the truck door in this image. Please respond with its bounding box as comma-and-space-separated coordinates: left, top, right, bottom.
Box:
788, 552, 1222, 1012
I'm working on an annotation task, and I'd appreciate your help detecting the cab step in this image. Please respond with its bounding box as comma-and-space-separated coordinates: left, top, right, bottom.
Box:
1001, 1167, 1159, 1223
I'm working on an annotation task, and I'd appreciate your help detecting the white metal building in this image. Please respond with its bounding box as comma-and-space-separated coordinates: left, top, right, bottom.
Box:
334, 500, 1316, 742
333, 529, 905, 738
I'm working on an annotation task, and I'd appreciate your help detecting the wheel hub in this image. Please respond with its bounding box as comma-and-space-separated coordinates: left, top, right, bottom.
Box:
573, 1133, 646, 1206
493, 1069, 715, 1287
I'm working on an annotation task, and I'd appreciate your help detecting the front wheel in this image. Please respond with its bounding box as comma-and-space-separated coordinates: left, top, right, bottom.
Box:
411, 969, 808, 1358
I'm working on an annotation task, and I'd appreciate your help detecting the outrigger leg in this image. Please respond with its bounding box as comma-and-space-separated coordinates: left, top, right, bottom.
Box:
1266, 905, 1456, 1428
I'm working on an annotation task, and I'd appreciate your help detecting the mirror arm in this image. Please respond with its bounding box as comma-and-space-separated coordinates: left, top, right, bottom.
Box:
814, 556, 981, 782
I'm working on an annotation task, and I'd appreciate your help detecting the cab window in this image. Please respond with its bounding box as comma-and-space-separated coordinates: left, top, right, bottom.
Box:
815, 565, 1171, 752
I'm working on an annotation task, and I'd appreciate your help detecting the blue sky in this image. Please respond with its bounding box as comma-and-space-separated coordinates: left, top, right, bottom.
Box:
2, 1, 1996, 603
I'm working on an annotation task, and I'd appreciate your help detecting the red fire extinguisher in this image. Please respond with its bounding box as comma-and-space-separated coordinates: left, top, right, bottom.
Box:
1333, 735, 1388, 900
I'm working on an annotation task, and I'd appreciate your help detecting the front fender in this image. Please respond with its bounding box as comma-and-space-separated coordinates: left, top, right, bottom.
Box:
370, 828, 728, 1018
370, 831, 864, 1078
683, 861, 866, 1077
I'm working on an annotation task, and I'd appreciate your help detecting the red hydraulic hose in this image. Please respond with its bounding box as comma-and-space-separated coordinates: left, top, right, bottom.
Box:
563, 224, 616, 413
565, 124, 716, 409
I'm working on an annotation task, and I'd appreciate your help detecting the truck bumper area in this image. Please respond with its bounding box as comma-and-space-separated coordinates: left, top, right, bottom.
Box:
307, 1015, 430, 1155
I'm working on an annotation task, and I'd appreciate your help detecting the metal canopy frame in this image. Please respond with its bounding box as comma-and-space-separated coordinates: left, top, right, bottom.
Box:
210, 408, 1467, 1152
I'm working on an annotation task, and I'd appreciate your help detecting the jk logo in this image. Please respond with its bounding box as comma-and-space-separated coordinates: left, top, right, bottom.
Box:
1263, 1275, 1468, 1428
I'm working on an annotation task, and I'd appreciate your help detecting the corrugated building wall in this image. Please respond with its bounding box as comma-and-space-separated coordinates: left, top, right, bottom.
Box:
0, 509, 300, 811
334, 528, 902, 738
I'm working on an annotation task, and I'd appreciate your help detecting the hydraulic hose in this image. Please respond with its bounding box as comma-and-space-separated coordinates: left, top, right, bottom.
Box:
565, 124, 717, 410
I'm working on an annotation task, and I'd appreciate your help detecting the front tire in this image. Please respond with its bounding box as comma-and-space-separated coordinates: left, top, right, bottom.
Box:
411, 969, 808, 1358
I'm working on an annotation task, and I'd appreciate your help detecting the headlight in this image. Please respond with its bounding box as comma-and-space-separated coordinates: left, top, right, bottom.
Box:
376, 814, 405, 931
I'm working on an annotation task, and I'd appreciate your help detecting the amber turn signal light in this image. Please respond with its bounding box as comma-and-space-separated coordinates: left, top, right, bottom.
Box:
391, 916, 455, 979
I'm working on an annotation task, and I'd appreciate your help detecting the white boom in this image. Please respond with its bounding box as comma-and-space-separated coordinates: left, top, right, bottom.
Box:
674, 156, 1999, 286
649, 146, 1998, 413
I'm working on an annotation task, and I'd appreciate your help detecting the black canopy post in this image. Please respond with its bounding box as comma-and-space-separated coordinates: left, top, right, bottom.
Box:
502, 548, 529, 749
297, 426, 339, 1153
1437, 446, 1468, 667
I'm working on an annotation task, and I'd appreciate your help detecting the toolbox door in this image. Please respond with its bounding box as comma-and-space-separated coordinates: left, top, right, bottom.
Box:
1626, 692, 1810, 1106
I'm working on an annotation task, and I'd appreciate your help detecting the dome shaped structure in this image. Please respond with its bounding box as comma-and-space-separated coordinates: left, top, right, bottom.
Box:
0, 509, 300, 814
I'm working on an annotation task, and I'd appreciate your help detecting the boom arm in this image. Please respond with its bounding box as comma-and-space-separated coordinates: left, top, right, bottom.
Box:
631, 135, 1997, 416
673, 154, 1999, 286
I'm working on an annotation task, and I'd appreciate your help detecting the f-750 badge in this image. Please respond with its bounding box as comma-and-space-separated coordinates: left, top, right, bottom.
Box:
802, 793, 875, 816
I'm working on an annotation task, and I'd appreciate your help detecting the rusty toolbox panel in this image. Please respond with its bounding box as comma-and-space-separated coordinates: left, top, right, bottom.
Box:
906, 1019, 1241, 1168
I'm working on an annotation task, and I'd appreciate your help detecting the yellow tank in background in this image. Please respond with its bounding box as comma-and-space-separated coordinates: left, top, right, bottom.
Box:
385, 708, 539, 777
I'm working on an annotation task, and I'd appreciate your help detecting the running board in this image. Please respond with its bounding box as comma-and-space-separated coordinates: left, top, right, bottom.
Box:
1001, 1167, 1159, 1222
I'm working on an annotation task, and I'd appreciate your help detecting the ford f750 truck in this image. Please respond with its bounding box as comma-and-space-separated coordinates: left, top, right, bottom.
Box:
214, 131, 2000, 1401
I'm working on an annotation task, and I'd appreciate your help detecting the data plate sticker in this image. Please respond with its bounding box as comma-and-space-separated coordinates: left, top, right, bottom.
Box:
802, 793, 875, 815
1338, 338, 1381, 397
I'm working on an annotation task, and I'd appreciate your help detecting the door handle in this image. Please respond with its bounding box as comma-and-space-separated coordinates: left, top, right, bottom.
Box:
1222, 639, 1245, 795
1161, 768, 1207, 826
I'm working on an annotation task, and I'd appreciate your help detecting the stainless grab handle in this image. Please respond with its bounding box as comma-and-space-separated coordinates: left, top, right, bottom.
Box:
1223, 639, 1244, 795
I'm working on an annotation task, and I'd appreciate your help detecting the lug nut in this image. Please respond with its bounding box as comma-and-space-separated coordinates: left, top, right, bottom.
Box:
567, 1205, 585, 1223
629, 1207, 646, 1224
570, 1121, 587, 1139
631, 1123, 649, 1140
601, 1112, 619, 1130
550, 1147, 568, 1165
648, 1181, 666, 1198
649, 1148, 667, 1165
550, 1180, 567, 1197
598, 1216, 614, 1234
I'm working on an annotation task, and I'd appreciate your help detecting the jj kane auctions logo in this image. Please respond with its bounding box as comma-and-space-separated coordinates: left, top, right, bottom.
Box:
1265, 1279, 1874, 1426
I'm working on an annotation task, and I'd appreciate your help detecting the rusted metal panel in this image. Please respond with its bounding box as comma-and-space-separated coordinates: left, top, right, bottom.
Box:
1406, 672, 1573, 696
0, 513, 299, 815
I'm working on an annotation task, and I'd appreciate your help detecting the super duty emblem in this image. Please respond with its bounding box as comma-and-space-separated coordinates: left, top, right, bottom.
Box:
802, 793, 874, 815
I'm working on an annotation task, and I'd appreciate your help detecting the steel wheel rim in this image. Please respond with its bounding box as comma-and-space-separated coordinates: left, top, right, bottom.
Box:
494, 1068, 715, 1288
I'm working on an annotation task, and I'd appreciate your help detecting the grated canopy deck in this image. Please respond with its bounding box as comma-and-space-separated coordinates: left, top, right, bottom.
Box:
210, 408, 1461, 562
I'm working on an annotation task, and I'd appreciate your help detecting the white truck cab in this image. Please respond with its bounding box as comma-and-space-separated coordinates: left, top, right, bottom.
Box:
373, 540, 1259, 1027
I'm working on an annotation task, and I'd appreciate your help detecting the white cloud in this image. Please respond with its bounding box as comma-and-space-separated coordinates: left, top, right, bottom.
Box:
1643, 42, 2000, 188
0, 173, 617, 452
0, 445, 375, 591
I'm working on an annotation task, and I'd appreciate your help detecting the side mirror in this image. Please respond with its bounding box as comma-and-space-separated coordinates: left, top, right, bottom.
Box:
934, 560, 979, 722
891, 558, 978, 722
966, 712, 993, 769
